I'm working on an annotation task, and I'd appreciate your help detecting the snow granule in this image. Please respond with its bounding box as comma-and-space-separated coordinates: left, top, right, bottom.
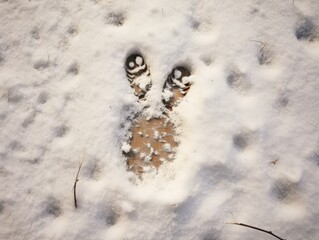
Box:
135, 75, 151, 91
135, 56, 143, 65
162, 89, 173, 102
153, 130, 160, 140
121, 142, 131, 153
174, 69, 182, 79
163, 143, 172, 153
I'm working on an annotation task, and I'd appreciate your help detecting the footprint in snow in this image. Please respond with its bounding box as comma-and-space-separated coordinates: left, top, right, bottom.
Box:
295, 16, 318, 42
122, 52, 192, 176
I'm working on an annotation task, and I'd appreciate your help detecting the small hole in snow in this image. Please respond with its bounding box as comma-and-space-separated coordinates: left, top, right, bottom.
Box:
271, 179, 298, 203
105, 12, 126, 26
67, 62, 80, 75
191, 20, 200, 30
45, 197, 62, 217
295, 17, 317, 42
31, 26, 40, 40
8, 86, 24, 104
55, 125, 69, 137
0, 201, 4, 214
37, 92, 48, 104
233, 132, 251, 150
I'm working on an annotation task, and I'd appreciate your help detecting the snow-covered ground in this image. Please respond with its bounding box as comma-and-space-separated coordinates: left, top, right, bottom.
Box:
1, 0, 319, 239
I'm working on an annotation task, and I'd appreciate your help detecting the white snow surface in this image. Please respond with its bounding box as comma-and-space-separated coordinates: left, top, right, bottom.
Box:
1, 0, 319, 240
121, 142, 131, 154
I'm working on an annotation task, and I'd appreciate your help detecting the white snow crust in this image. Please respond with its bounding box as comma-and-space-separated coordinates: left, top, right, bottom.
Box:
1, 0, 319, 240
174, 69, 182, 79
121, 142, 131, 153
135, 56, 143, 66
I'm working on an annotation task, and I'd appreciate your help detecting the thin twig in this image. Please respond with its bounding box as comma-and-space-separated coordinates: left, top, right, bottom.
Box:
249, 39, 267, 51
249, 39, 265, 45
73, 157, 84, 209
227, 222, 286, 240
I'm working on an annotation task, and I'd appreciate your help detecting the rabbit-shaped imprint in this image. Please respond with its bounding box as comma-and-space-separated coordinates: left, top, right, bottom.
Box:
123, 52, 192, 176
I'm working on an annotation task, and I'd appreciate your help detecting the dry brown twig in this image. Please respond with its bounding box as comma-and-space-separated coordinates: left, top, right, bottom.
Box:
227, 222, 286, 240
73, 156, 84, 209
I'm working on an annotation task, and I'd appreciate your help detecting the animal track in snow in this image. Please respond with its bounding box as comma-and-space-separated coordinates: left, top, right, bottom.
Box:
45, 197, 62, 217
67, 62, 80, 75
37, 92, 48, 104
22, 110, 36, 128
271, 179, 299, 203
191, 19, 201, 30
33, 59, 49, 70
67, 24, 78, 36
54, 124, 69, 138
226, 69, 250, 92
232, 131, 253, 150
295, 16, 318, 42
30, 26, 40, 40
105, 209, 119, 226
200, 54, 213, 66
8, 140, 24, 152
274, 94, 289, 112
8, 86, 24, 104
83, 158, 103, 181
122, 52, 192, 176
105, 11, 126, 26
202, 233, 220, 240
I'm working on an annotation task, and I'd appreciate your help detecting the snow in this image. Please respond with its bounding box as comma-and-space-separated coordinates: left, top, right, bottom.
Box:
182, 75, 192, 85
163, 143, 172, 153
129, 61, 134, 68
134, 74, 151, 91
1, 0, 319, 240
135, 56, 143, 66
162, 88, 174, 102
174, 69, 182, 79
121, 142, 131, 153
153, 130, 160, 140
172, 78, 187, 89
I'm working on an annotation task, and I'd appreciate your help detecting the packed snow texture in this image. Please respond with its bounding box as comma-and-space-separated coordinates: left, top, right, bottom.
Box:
1, 0, 319, 240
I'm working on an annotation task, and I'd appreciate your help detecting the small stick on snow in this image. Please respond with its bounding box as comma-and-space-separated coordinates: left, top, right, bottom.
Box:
249, 39, 267, 51
73, 157, 84, 209
227, 222, 286, 240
